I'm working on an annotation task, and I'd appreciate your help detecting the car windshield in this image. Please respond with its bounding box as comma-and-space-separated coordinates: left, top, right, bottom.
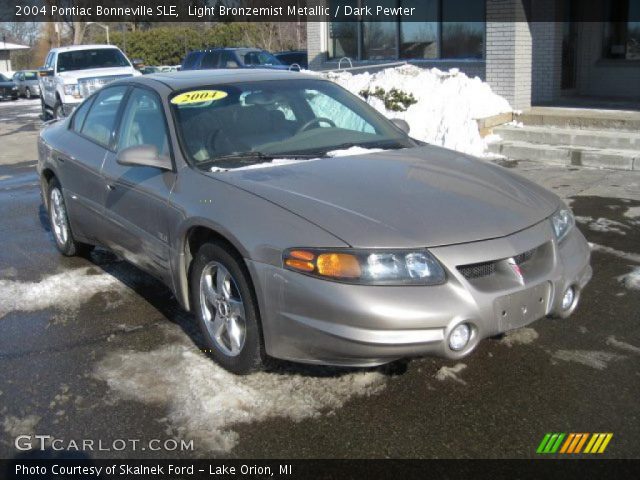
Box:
57, 48, 130, 72
171, 79, 415, 168
24, 71, 38, 80
240, 51, 282, 66
0, 73, 9, 82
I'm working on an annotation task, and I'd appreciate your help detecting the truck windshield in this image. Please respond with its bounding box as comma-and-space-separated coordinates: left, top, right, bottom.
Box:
57, 49, 130, 72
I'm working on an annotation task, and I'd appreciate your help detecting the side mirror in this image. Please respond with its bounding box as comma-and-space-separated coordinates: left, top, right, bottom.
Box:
116, 145, 172, 170
38, 69, 54, 77
390, 118, 410, 135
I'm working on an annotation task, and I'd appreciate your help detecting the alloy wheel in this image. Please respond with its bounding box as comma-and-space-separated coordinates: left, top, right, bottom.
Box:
199, 261, 247, 357
49, 187, 69, 246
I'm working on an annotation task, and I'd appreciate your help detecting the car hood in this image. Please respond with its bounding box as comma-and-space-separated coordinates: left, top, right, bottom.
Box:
0, 81, 15, 88
212, 146, 561, 248
55, 66, 138, 82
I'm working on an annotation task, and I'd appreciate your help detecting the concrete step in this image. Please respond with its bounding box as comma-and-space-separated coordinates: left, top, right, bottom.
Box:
494, 125, 640, 151
488, 140, 640, 171
516, 107, 640, 131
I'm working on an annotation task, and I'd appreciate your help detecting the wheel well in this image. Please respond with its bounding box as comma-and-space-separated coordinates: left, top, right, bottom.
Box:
40, 169, 56, 208
183, 226, 247, 309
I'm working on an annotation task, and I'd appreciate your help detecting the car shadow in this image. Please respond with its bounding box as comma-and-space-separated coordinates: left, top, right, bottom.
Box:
77, 243, 410, 380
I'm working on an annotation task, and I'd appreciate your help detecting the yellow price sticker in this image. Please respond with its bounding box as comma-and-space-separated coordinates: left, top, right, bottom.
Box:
170, 90, 228, 105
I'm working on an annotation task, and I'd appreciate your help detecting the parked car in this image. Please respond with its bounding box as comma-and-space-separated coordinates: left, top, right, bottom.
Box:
37, 70, 591, 374
140, 66, 162, 75
13, 70, 41, 98
0, 73, 19, 101
38, 44, 140, 119
180, 48, 288, 71
274, 50, 308, 69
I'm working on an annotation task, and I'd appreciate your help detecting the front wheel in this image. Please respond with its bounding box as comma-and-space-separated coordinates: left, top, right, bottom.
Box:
190, 242, 265, 374
25, 88, 32, 99
53, 99, 64, 120
47, 178, 92, 257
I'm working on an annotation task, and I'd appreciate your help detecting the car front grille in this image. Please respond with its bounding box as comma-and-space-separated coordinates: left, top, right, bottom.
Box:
78, 74, 132, 97
458, 247, 538, 280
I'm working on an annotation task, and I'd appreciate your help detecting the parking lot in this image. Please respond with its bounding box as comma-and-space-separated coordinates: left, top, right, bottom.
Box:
0, 98, 638, 459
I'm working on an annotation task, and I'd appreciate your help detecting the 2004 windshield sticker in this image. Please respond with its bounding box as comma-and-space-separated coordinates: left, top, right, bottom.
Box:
171, 90, 228, 105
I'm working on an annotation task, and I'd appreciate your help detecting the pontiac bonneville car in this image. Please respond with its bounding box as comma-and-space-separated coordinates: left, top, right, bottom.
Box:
37, 70, 591, 374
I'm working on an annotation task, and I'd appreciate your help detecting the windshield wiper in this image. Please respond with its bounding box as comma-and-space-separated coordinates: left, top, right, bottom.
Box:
203, 151, 317, 168
303, 141, 407, 157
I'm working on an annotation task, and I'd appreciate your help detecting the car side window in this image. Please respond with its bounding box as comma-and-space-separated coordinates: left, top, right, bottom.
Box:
117, 88, 170, 157
182, 51, 200, 70
70, 97, 95, 133
80, 86, 127, 148
201, 51, 220, 69
220, 52, 239, 68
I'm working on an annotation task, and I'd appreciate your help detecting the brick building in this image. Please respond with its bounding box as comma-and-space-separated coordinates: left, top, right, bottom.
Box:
306, 0, 640, 110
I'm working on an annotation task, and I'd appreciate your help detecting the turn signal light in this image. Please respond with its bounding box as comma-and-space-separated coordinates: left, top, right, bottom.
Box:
317, 253, 361, 278
284, 258, 315, 272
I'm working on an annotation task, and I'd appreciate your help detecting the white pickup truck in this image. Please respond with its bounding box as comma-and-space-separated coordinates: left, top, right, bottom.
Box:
39, 44, 140, 119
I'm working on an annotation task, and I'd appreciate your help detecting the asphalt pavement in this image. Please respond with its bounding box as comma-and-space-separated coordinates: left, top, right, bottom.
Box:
0, 98, 638, 459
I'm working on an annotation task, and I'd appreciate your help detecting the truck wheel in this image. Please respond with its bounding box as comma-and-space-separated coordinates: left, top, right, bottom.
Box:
40, 98, 50, 120
53, 99, 64, 120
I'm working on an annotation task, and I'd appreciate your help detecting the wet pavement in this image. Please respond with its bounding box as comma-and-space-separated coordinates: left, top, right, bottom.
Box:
0, 100, 638, 459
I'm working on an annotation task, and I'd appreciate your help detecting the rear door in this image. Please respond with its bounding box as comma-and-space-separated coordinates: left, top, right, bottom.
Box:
55, 85, 128, 244
100, 86, 178, 284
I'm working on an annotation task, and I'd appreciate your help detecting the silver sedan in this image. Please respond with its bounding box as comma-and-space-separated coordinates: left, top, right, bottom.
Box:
37, 70, 591, 373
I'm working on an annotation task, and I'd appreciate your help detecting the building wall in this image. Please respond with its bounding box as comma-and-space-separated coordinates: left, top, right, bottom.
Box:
575, 22, 640, 99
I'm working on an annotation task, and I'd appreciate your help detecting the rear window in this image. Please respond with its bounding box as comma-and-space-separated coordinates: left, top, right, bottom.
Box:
57, 49, 130, 72
24, 71, 38, 80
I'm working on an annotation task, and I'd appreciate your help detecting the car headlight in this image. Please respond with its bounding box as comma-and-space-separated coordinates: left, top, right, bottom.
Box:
63, 84, 79, 96
551, 207, 575, 242
11, 85, 18, 90
283, 248, 446, 285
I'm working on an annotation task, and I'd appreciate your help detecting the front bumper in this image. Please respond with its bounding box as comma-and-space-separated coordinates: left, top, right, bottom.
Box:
247, 220, 591, 367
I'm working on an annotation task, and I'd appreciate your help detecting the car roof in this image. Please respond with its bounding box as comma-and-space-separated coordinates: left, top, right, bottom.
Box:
190, 47, 263, 53
49, 44, 122, 53
125, 69, 321, 91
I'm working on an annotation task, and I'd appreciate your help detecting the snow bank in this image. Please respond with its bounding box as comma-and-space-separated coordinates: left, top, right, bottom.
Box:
324, 64, 512, 157
94, 330, 387, 452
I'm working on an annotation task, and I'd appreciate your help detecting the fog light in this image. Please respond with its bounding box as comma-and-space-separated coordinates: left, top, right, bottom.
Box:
561, 287, 575, 311
449, 324, 471, 351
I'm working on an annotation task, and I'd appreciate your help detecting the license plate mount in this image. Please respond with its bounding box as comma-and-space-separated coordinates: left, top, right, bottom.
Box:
495, 282, 551, 331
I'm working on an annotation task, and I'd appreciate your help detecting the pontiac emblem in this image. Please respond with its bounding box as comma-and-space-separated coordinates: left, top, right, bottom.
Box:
507, 257, 525, 285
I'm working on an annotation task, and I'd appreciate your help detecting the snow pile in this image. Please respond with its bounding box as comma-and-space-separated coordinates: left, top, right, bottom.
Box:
617, 266, 640, 291
434, 363, 467, 385
499, 327, 539, 347
551, 350, 625, 370
324, 64, 512, 156
0, 267, 127, 319
94, 329, 387, 452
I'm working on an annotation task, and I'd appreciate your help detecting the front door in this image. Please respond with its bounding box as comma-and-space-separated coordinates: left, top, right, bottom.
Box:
100, 86, 178, 285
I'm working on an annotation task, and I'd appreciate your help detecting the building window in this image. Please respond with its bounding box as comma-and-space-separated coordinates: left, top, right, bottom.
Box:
603, 0, 640, 59
328, 0, 485, 61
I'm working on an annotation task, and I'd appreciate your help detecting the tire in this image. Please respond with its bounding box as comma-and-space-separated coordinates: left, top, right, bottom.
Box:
53, 99, 64, 120
47, 178, 92, 257
190, 242, 265, 374
25, 88, 32, 99
40, 98, 50, 120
